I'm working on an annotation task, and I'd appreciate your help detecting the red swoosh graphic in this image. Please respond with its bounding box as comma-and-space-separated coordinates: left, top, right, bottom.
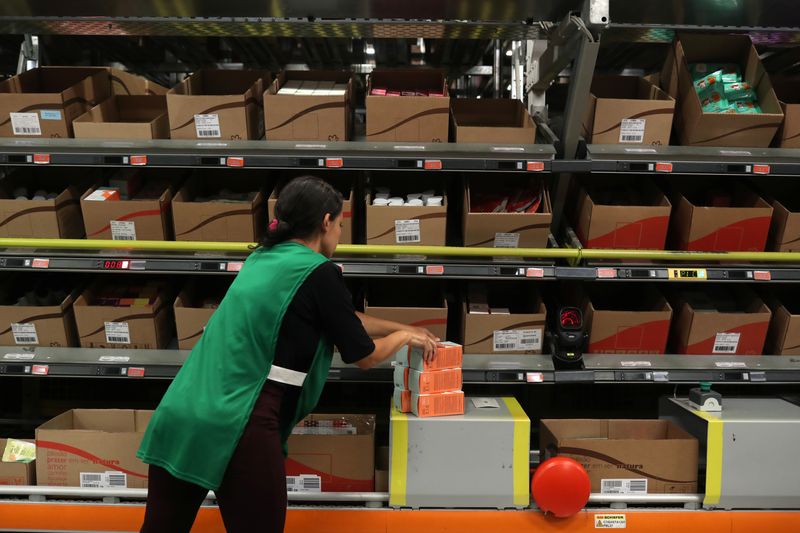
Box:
342, 211, 352, 219
37, 440, 147, 479
588, 319, 671, 354
585, 216, 670, 249
686, 216, 771, 252
410, 318, 447, 328
86, 208, 164, 237
681, 321, 769, 355
285, 457, 373, 492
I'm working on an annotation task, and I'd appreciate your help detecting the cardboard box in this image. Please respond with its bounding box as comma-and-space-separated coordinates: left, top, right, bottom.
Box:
366, 176, 446, 246
772, 76, 800, 148
669, 181, 772, 251
763, 288, 800, 356
81, 171, 175, 241
585, 285, 673, 354
758, 180, 800, 252
73, 280, 173, 349
73, 95, 169, 140
670, 286, 771, 355
167, 70, 270, 140
451, 99, 536, 144
173, 173, 266, 242
107, 68, 167, 97
366, 69, 449, 142
269, 173, 354, 245
174, 278, 231, 350
0, 278, 77, 348
265, 70, 352, 141
464, 177, 552, 248
0, 67, 111, 138
540, 419, 698, 494
36, 409, 151, 488
375, 446, 389, 493
575, 178, 672, 250
583, 75, 675, 146
286, 414, 375, 492
0, 169, 85, 238
365, 280, 448, 341
463, 283, 547, 354
0, 439, 36, 485
661, 33, 783, 147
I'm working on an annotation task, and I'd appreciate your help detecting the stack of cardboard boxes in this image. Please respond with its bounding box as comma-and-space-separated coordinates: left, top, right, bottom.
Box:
393, 342, 464, 418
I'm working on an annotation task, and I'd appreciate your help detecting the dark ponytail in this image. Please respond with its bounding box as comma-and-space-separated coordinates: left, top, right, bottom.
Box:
257, 176, 343, 249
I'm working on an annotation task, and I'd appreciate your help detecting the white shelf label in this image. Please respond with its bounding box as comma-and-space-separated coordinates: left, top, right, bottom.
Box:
494, 232, 520, 248
104, 322, 131, 345
712, 333, 740, 354
395, 220, 421, 243
11, 323, 38, 345
493, 329, 542, 352
715, 361, 747, 368
620, 361, 652, 368
10, 112, 42, 136
472, 398, 500, 409
99, 355, 131, 363
619, 119, 646, 143
286, 474, 321, 493
3, 353, 35, 361
80, 471, 128, 489
110, 220, 137, 241
195, 113, 221, 138
601, 478, 647, 495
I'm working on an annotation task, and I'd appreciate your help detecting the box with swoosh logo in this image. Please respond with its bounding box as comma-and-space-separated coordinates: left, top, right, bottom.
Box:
365, 279, 448, 342
0, 276, 78, 348
463, 283, 546, 354
35, 409, 152, 488
174, 278, 231, 350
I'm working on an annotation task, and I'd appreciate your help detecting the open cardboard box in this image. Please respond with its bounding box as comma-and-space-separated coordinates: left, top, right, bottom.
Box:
463, 176, 552, 248
540, 419, 698, 494
763, 287, 800, 356
365, 279, 448, 341
451, 99, 536, 144
0, 276, 78, 348
462, 282, 546, 354
575, 177, 672, 250
172, 171, 267, 242
73, 95, 169, 140
669, 180, 772, 252
753, 178, 800, 252
167, 69, 270, 140
287, 414, 375, 492
584, 285, 672, 354
771, 76, 800, 148
661, 33, 783, 147
669, 286, 771, 355
583, 75, 675, 146
366, 69, 449, 142
0, 168, 85, 238
73, 279, 173, 349
0, 439, 36, 485
265, 70, 352, 141
366, 174, 446, 246
36, 409, 152, 488
174, 278, 232, 350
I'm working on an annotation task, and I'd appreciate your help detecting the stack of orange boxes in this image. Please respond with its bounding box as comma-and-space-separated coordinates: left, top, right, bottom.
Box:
393, 342, 464, 417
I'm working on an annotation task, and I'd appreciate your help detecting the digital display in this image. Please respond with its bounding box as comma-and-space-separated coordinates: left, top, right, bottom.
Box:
679, 270, 698, 278
103, 260, 130, 270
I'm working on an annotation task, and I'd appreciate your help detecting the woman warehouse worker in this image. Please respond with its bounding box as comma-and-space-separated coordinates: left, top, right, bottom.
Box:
138, 176, 439, 532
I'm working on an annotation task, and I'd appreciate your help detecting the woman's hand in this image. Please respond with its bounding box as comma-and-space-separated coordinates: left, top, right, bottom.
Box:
406, 330, 438, 363
407, 326, 440, 343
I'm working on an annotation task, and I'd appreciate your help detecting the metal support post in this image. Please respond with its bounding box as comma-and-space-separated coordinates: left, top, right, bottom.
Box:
493, 39, 502, 98
524, 40, 548, 118
17, 34, 39, 73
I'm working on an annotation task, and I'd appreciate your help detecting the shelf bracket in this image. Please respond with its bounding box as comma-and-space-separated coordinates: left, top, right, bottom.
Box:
16, 34, 39, 74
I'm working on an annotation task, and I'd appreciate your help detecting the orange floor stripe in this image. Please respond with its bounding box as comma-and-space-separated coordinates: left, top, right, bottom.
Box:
0, 502, 799, 532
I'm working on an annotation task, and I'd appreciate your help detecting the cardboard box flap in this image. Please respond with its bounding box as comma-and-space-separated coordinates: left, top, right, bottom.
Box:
72, 409, 139, 432
171, 70, 269, 97
591, 75, 673, 102
108, 68, 167, 96
0, 68, 103, 96
76, 96, 167, 124
369, 69, 447, 95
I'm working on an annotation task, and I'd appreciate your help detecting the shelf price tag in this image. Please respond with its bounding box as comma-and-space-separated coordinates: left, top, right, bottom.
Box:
31, 365, 49, 376
526, 268, 544, 278
423, 160, 442, 170
526, 161, 545, 172
655, 162, 673, 173
425, 265, 444, 276
667, 268, 707, 280
325, 158, 343, 168
597, 268, 617, 279
129, 155, 148, 166
226, 157, 245, 167
127, 367, 146, 378
31, 258, 49, 269
752, 164, 770, 175
753, 270, 771, 281
33, 153, 50, 165
526, 372, 544, 383
226, 262, 244, 272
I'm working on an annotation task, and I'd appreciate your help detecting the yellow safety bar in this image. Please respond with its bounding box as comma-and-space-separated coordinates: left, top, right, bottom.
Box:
3, 238, 800, 262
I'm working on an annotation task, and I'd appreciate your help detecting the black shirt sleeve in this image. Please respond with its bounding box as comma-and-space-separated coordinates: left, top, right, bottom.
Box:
308, 262, 375, 364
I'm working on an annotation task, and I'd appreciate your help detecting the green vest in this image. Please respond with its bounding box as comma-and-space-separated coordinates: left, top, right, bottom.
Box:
137, 242, 332, 489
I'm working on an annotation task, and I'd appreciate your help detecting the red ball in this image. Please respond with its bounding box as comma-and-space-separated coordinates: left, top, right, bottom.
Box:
531, 456, 591, 517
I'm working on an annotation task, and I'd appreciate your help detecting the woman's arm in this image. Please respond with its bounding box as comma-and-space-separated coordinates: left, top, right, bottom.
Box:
355, 330, 437, 370
356, 312, 440, 341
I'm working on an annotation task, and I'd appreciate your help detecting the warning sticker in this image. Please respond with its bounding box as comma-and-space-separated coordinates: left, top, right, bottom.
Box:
595, 514, 627, 528
619, 119, 646, 143
494, 232, 520, 248
493, 329, 542, 352
712, 332, 740, 354
10, 112, 42, 136
104, 322, 131, 345
395, 220, 421, 243
11, 323, 39, 345
110, 220, 137, 241
195, 114, 221, 138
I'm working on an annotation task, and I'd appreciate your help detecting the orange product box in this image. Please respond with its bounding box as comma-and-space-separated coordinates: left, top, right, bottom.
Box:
393, 388, 411, 413
393, 366, 462, 394
395, 341, 463, 372
411, 391, 465, 418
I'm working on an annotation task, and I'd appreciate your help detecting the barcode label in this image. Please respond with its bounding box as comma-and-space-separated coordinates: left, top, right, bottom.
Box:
494, 232, 520, 248
104, 322, 131, 345
601, 478, 648, 494
11, 323, 39, 345
395, 219, 421, 244
10, 112, 42, 136
493, 329, 542, 352
80, 471, 128, 488
712, 332, 740, 354
110, 220, 137, 241
286, 474, 322, 493
619, 119, 646, 144
195, 114, 221, 138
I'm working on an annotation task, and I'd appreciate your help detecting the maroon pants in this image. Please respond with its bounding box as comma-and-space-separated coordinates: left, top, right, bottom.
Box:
140, 382, 287, 533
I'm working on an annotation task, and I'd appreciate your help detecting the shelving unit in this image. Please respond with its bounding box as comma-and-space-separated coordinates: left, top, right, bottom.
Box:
1, 1, 800, 532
